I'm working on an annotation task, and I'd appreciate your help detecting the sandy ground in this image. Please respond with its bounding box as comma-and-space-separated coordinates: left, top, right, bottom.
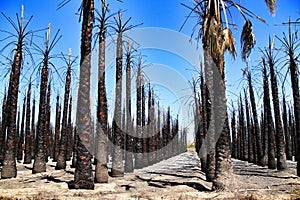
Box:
0, 151, 299, 199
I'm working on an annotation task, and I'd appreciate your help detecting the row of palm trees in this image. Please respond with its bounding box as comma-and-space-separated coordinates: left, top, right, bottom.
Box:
191, 9, 299, 191
0, 0, 187, 190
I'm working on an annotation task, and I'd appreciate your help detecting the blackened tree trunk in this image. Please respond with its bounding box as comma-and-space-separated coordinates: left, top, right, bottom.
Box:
266, 43, 287, 170
31, 94, 36, 159
124, 42, 134, 173
53, 95, 61, 162
282, 92, 292, 160
24, 78, 32, 164
135, 65, 143, 169
111, 12, 124, 177
231, 108, 237, 159
247, 72, 264, 166
1, 11, 29, 178
245, 93, 253, 163
45, 82, 51, 162
17, 96, 26, 161
0, 89, 7, 165
56, 52, 72, 170
95, 1, 109, 182
71, 0, 95, 189
33, 61, 49, 174
66, 96, 73, 161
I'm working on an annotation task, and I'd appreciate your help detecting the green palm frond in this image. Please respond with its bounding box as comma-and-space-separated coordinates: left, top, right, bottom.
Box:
241, 20, 256, 61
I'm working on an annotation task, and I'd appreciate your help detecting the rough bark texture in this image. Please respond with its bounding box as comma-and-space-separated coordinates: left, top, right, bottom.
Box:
248, 73, 264, 166
70, 0, 95, 190
111, 27, 124, 177
53, 96, 61, 162
24, 80, 32, 164
32, 63, 48, 174
135, 66, 143, 169
56, 57, 72, 170
268, 52, 287, 170
17, 97, 26, 161
1, 36, 22, 179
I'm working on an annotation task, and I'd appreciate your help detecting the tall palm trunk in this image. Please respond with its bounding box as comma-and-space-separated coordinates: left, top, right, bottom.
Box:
244, 93, 253, 163
31, 94, 36, 159
71, 0, 95, 189
95, 1, 109, 182
135, 65, 143, 169
282, 92, 292, 160
45, 82, 51, 162
0, 89, 7, 165
24, 78, 32, 164
17, 96, 26, 161
53, 95, 61, 162
33, 56, 49, 174
56, 52, 72, 170
266, 43, 287, 170
124, 43, 134, 173
111, 12, 124, 177
247, 72, 264, 166
1, 12, 26, 178
263, 58, 276, 169
66, 96, 73, 161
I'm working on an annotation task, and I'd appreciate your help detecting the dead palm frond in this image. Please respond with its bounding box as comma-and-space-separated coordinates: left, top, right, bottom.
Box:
241, 20, 256, 61
264, 0, 276, 15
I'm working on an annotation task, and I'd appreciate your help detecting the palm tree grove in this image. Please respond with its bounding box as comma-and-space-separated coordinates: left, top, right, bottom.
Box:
0, 0, 299, 199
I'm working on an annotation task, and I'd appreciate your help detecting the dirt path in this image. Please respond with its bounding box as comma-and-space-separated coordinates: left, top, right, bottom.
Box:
0, 152, 299, 199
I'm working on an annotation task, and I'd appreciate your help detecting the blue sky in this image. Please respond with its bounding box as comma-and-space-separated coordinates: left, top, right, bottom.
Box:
0, 0, 299, 141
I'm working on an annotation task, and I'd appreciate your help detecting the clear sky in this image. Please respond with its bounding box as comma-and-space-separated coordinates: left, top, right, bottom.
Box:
0, 0, 299, 142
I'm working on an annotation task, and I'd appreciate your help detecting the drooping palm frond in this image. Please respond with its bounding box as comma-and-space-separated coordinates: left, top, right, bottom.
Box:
264, 0, 276, 15
222, 27, 236, 58
241, 20, 256, 61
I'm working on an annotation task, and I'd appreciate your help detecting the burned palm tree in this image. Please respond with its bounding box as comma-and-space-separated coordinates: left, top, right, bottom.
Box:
71, 0, 95, 189
135, 63, 143, 169
246, 70, 264, 166
276, 20, 300, 175
262, 57, 276, 169
33, 25, 61, 174
124, 40, 135, 173
31, 93, 36, 159
17, 96, 26, 161
1, 6, 34, 178
111, 11, 141, 176
24, 76, 32, 164
282, 91, 292, 160
56, 49, 74, 170
53, 94, 61, 162
262, 38, 287, 170
181, 0, 275, 189
94, 0, 113, 182
0, 88, 7, 165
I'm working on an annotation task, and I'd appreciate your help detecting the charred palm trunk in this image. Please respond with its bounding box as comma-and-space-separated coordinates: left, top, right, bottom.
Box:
200, 74, 207, 172
263, 59, 276, 169
31, 95, 36, 159
66, 96, 73, 161
282, 93, 292, 160
231, 108, 237, 159
124, 43, 133, 173
268, 47, 287, 170
239, 95, 245, 161
247, 72, 264, 166
33, 62, 49, 173
45, 82, 51, 162
141, 83, 148, 167
111, 13, 124, 177
71, 127, 78, 168
245, 93, 253, 163
17, 96, 26, 161
0, 89, 7, 165
53, 95, 61, 162
24, 79, 32, 164
1, 32, 23, 179
135, 65, 143, 169
56, 54, 72, 170
95, 1, 109, 182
